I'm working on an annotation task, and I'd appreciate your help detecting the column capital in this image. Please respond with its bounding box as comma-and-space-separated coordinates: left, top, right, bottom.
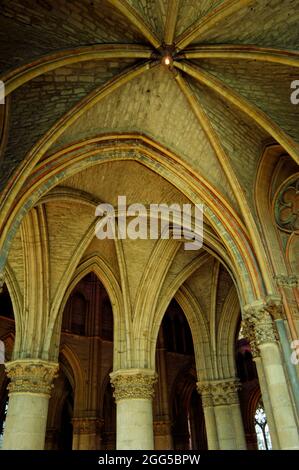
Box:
196, 381, 213, 407
275, 274, 298, 288
110, 368, 157, 401
5, 359, 58, 397
210, 379, 241, 406
72, 417, 103, 435
197, 379, 241, 406
241, 320, 259, 358
243, 297, 280, 345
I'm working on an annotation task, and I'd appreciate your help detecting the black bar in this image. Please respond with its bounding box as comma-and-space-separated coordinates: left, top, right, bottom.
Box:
0, 450, 297, 468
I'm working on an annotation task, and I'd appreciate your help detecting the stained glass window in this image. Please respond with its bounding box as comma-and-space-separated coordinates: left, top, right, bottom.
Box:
255, 401, 272, 450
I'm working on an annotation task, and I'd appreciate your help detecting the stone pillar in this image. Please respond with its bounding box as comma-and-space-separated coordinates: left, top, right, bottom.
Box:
244, 299, 299, 450
226, 382, 247, 450
197, 382, 219, 450
72, 417, 103, 450
110, 369, 157, 450
153, 420, 173, 450
44, 427, 59, 450
210, 379, 246, 450
242, 316, 279, 449
154, 331, 173, 450
2, 359, 58, 450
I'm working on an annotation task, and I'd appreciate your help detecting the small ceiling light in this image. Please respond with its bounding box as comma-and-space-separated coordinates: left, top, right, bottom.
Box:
164, 56, 171, 66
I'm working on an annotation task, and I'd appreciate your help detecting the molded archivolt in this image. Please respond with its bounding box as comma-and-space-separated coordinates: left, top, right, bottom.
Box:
59, 344, 85, 411
49, 255, 127, 370
0, 137, 265, 307
1, 0, 297, 385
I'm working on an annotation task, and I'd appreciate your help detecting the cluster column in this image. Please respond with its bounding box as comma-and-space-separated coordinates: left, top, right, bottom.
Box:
110, 368, 157, 450
196, 382, 219, 450
3, 359, 58, 450
198, 379, 246, 450
244, 299, 299, 450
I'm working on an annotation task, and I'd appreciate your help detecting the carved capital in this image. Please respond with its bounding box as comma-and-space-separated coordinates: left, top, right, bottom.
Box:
241, 320, 259, 358
210, 379, 241, 406
275, 274, 298, 288
5, 359, 58, 396
110, 369, 157, 401
265, 295, 284, 320
72, 417, 103, 435
198, 379, 241, 406
243, 299, 279, 345
196, 382, 213, 407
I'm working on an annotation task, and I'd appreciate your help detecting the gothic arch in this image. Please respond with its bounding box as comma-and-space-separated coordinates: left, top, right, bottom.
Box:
59, 344, 84, 412
49, 254, 127, 370
0, 137, 266, 305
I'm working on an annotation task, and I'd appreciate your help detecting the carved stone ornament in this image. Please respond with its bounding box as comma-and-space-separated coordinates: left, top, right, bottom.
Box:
210, 379, 241, 406
196, 382, 213, 407
72, 417, 103, 435
243, 298, 280, 346
5, 359, 59, 396
275, 274, 298, 289
241, 320, 259, 358
110, 369, 157, 401
274, 177, 299, 233
197, 379, 240, 406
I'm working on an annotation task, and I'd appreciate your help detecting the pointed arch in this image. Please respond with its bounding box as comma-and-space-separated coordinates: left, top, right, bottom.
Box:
48, 254, 128, 371
0, 136, 265, 306
59, 343, 84, 412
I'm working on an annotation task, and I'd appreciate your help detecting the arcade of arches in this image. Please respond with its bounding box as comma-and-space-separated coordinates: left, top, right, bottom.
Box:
0, 0, 298, 451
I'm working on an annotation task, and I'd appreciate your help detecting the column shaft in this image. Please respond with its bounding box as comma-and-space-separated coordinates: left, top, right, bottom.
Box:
254, 356, 279, 449
2, 359, 58, 450
110, 369, 157, 450
244, 299, 299, 450
214, 405, 237, 450
260, 342, 299, 449
202, 405, 219, 450
230, 403, 247, 449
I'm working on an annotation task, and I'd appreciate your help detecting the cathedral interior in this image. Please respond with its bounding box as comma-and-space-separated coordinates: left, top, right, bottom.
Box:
0, 0, 298, 450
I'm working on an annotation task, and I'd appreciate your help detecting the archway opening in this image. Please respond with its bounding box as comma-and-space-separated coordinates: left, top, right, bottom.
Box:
154, 298, 207, 450
0, 283, 15, 449
47, 272, 115, 450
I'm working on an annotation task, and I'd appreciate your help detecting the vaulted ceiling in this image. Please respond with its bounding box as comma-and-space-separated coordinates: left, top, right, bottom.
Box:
1, 0, 298, 368
1, 0, 298, 216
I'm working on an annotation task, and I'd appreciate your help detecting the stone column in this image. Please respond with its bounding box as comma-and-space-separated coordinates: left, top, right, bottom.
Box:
244, 299, 299, 450
226, 381, 247, 450
110, 368, 157, 450
153, 420, 173, 450
2, 359, 58, 450
44, 427, 59, 450
210, 379, 246, 450
197, 382, 219, 450
242, 317, 279, 449
72, 417, 103, 450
